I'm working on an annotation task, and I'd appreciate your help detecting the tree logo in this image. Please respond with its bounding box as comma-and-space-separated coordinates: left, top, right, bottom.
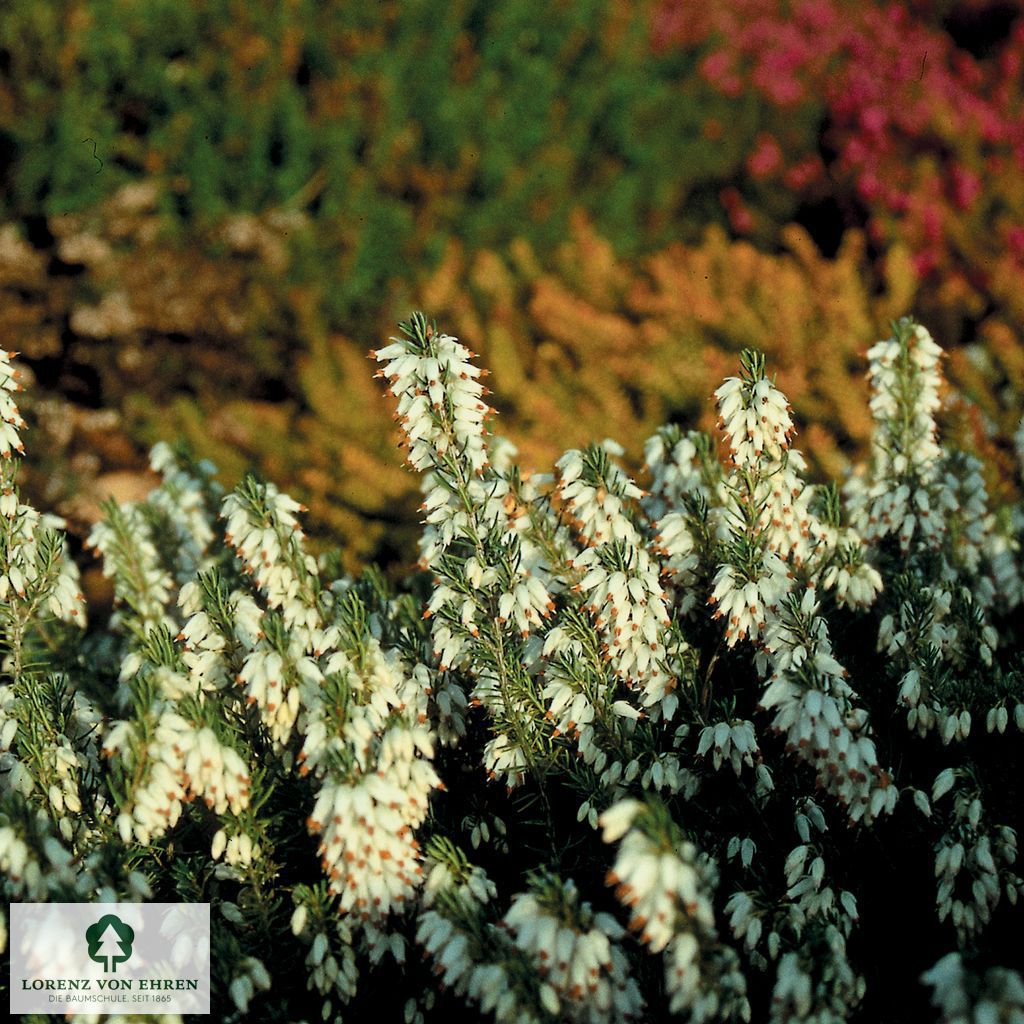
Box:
85, 915, 135, 972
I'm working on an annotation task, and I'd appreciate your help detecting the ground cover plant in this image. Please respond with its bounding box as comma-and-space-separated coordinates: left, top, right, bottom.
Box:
0, 310, 1022, 1022
3, 0, 1024, 572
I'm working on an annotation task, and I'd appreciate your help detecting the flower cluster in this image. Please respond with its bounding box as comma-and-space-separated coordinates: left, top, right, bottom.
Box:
923, 952, 1024, 1024
372, 321, 493, 477
601, 800, 750, 1021
0, 313, 1021, 1021
710, 352, 802, 647
0, 352, 84, 628
417, 842, 645, 1024
216, 481, 443, 937
848, 319, 1023, 749
416, 845, 542, 1022
696, 720, 758, 776
374, 313, 554, 787
759, 588, 895, 825
849, 319, 945, 552
306, 645, 438, 926
727, 799, 866, 1023
715, 369, 795, 467
103, 711, 250, 846
222, 481, 318, 633
558, 445, 677, 711
931, 768, 1021, 944
228, 956, 272, 1015
502, 872, 644, 1022
87, 501, 175, 636
0, 348, 24, 458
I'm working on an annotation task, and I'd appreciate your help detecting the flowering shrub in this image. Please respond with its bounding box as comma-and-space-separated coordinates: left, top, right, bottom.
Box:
653, 0, 1024, 354
1, 312, 1023, 1022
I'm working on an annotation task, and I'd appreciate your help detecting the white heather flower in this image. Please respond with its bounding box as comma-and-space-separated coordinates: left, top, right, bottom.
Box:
104, 709, 250, 845
376, 316, 558, 797
1, 310, 1022, 1024
0, 349, 26, 458
372, 317, 493, 477
570, 545, 673, 702
758, 589, 895, 825
224, 832, 261, 868
849, 319, 947, 554
147, 442, 221, 581
300, 916, 358, 1010
606, 820, 712, 953
480, 728, 530, 788
715, 369, 794, 467
599, 800, 644, 843
754, 452, 820, 565
601, 800, 749, 1021
819, 535, 883, 610
502, 875, 644, 1023
666, 935, 749, 1021
228, 956, 271, 1015
696, 720, 758, 775
237, 647, 302, 745
222, 480, 320, 636
652, 511, 700, 602
231, 590, 265, 647
867, 320, 943, 471
302, 641, 439, 926
497, 576, 554, 637
45, 538, 87, 623
211, 828, 227, 860
923, 952, 1024, 1024
417, 858, 527, 1019
710, 552, 791, 647
932, 780, 1017, 944
642, 426, 715, 520
559, 445, 680, 714
87, 503, 175, 633
0, 471, 86, 631
557, 447, 645, 546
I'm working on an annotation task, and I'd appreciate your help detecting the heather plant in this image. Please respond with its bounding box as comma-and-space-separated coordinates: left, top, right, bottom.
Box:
6, 0, 1024, 561
0, 0, 752, 320
1, 314, 1023, 1022
654, 0, 1024, 359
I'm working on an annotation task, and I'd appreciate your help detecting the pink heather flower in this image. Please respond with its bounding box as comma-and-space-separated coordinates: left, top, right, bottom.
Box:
700, 50, 732, 85
748, 134, 783, 178
950, 166, 982, 210
1007, 226, 1024, 260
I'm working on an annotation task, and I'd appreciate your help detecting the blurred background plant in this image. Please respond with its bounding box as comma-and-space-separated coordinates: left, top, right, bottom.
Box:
1, 0, 1022, 574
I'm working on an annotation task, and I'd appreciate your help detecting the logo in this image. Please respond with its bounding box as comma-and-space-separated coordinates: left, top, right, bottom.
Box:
10, 902, 210, 1014
85, 914, 135, 973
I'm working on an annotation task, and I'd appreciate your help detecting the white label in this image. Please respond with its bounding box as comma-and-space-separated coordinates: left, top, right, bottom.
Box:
10, 902, 210, 1015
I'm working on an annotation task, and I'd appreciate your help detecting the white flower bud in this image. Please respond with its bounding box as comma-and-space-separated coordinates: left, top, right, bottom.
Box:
932, 769, 955, 802
211, 829, 227, 860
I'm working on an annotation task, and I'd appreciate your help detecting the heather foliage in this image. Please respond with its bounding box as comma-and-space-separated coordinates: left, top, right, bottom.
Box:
1, 315, 1022, 1021
654, 0, 1024, 355
0, 0, 744, 315
0, 206, 938, 564
3, 1, 1024, 569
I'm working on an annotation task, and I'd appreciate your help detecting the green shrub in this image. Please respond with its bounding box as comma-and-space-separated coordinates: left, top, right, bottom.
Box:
0, 0, 770, 322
